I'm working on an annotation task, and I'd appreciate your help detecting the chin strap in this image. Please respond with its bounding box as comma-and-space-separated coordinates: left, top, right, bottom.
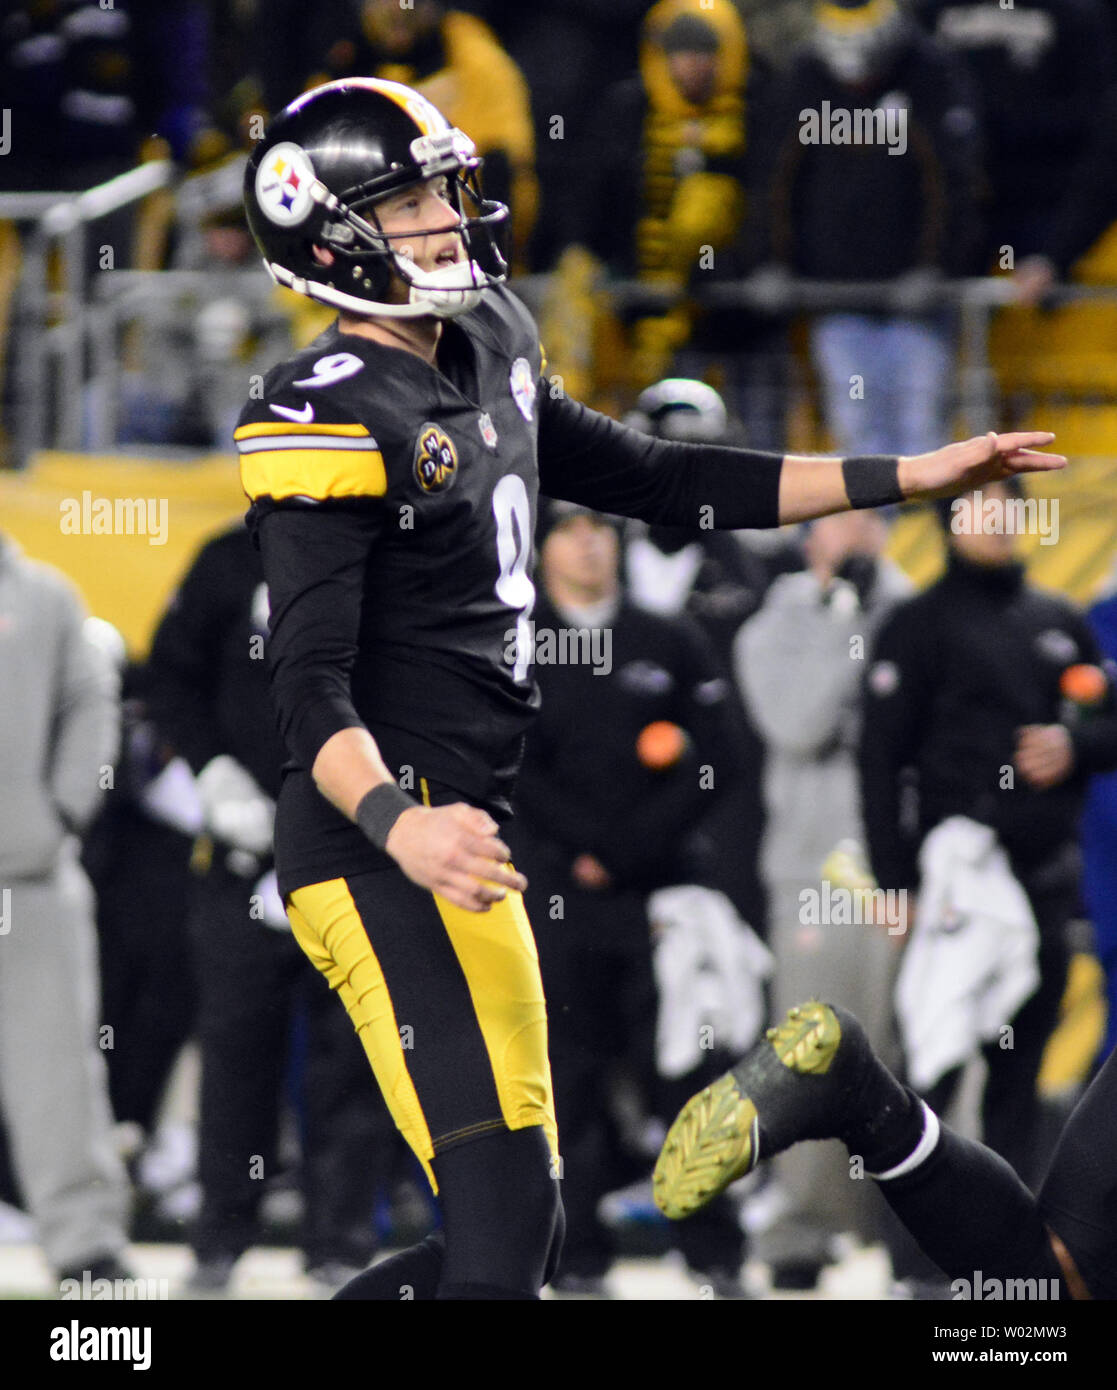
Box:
395, 253, 486, 319
266, 257, 489, 320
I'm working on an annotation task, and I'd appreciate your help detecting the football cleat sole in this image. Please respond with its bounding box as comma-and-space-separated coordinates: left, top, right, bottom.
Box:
653, 1002, 843, 1221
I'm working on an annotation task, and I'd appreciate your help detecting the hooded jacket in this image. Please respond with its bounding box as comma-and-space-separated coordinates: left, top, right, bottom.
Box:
580, 0, 752, 283
759, 13, 985, 279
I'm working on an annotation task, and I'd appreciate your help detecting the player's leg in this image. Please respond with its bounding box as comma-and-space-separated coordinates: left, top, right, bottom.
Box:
1037, 1043, 1117, 1299
655, 1001, 1068, 1294
287, 867, 562, 1299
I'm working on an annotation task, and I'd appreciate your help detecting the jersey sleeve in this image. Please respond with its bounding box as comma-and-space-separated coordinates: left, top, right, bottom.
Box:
235, 397, 388, 508
536, 389, 783, 530
235, 363, 391, 771
256, 502, 387, 771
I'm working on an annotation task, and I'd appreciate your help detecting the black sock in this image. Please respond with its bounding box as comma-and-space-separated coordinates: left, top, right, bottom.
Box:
879, 1124, 1065, 1294
433, 1125, 563, 1300
332, 1233, 445, 1301
840, 1075, 925, 1176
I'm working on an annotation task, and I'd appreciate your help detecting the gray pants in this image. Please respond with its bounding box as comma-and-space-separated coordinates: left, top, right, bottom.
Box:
758, 878, 901, 1268
0, 848, 130, 1271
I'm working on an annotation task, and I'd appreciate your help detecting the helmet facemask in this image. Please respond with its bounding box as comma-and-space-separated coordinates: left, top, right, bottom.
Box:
267, 129, 508, 320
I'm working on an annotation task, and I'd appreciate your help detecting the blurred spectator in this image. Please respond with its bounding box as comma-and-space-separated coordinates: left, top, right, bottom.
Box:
916, 0, 1115, 260
1014, 83, 1117, 304
859, 481, 1117, 1188
564, 0, 753, 399
467, 0, 652, 269
622, 378, 771, 928
0, 531, 131, 1287
309, 0, 537, 264
506, 503, 754, 1297
735, 507, 912, 1289
1081, 585, 1117, 1062
81, 667, 199, 1145
0, 2, 211, 457
0, 0, 209, 190
759, 0, 983, 456
145, 523, 392, 1291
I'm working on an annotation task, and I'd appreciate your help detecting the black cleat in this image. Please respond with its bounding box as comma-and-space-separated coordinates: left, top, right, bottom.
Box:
654, 1001, 873, 1220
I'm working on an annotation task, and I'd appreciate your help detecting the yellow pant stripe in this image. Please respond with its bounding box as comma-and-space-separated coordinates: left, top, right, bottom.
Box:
286, 877, 440, 1189
420, 771, 556, 1155
431, 888, 559, 1161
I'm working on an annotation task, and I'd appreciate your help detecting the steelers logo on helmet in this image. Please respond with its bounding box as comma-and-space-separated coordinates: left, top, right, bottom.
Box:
414, 424, 459, 493
255, 142, 317, 227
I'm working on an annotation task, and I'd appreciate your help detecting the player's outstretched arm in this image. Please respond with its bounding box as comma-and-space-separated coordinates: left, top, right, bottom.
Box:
312, 727, 527, 914
537, 392, 1064, 531
778, 431, 1066, 525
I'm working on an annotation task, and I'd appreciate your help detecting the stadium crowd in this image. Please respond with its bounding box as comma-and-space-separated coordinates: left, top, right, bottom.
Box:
1, 0, 1117, 1299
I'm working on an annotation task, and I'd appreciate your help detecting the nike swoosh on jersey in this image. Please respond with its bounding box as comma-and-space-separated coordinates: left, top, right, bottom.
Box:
269, 401, 315, 423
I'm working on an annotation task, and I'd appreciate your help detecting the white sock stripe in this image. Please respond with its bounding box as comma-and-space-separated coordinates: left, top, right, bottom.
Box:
868, 1102, 940, 1181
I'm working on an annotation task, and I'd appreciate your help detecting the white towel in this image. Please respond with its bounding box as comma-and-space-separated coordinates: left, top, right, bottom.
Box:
626, 538, 705, 616
649, 885, 773, 1078
896, 816, 1040, 1091
139, 755, 204, 836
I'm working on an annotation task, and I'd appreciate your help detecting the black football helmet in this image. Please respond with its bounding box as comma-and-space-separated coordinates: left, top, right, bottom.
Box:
244, 77, 508, 319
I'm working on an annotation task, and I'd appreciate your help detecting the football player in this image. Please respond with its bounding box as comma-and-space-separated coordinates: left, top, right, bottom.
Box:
654, 1000, 1115, 1300
238, 76, 1064, 1300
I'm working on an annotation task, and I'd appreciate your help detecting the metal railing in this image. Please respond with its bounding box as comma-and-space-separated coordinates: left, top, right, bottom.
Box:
84, 268, 290, 450
1, 160, 172, 465
5, 160, 1117, 461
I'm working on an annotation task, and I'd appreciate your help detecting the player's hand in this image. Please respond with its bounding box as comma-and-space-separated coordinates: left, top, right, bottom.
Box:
571, 852, 611, 891
899, 432, 1065, 501
1013, 255, 1058, 307
1015, 724, 1075, 789
384, 803, 527, 912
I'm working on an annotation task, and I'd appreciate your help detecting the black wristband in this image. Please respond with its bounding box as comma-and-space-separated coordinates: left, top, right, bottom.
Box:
355, 782, 419, 850
841, 455, 903, 510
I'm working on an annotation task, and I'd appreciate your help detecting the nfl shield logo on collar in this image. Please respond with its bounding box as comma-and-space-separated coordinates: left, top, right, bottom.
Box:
478, 413, 499, 449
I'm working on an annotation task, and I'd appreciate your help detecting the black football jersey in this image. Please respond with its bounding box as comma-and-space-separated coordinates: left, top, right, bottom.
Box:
237, 286, 782, 893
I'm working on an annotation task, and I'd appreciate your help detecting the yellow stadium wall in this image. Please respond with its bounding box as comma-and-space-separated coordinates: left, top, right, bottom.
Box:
1, 446, 1115, 658
0, 452, 246, 655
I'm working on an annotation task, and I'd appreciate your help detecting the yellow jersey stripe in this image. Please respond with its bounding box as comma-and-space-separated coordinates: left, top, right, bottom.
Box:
241, 447, 388, 501
234, 421, 370, 440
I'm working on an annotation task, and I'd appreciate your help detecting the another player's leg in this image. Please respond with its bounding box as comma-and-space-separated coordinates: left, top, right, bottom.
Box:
1037, 1043, 1117, 1300
654, 1001, 1069, 1295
